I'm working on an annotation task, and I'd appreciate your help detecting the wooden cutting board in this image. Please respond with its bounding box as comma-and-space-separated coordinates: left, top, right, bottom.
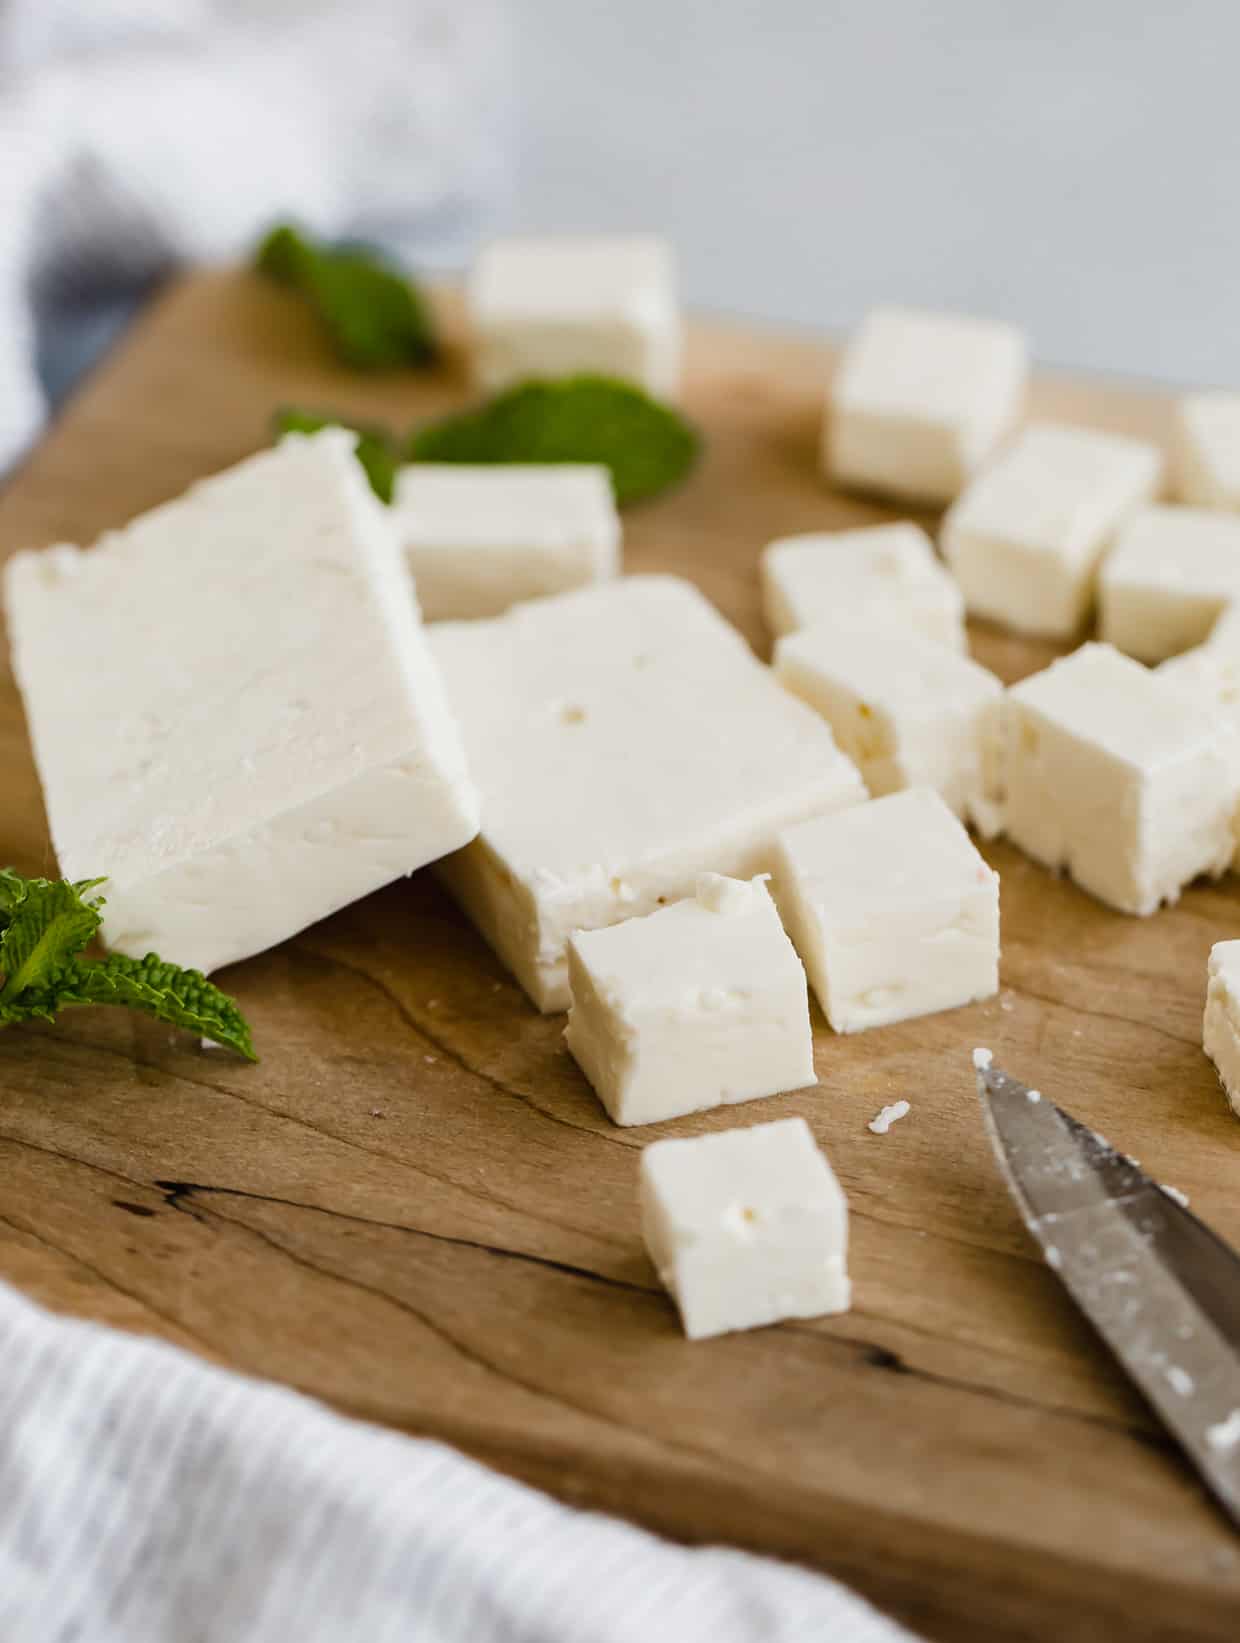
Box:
3, 271, 1239, 1643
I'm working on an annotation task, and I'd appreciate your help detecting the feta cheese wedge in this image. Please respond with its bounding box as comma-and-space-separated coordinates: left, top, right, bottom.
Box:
1003, 643, 1235, 915
468, 235, 680, 397
761, 523, 965, 649
825, 306, 1027, 505
1175, 392, 1240, 511
1204, 941, 1240, 1119
391, 464, 620, 622
430, 576, 866, 1012
565, 874, 815, 1126
774, 620, 1003, 835
4, 430, 480, 973
1099, 505, 1240, 663
640, 1117, 850, 1340
774, 787, 999, 1034
942, 423, 1164, 638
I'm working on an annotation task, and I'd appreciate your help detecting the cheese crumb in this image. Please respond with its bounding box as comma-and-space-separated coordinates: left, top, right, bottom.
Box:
868, 1100, 910, 1135
1045, 1246, 1063, 1270
1166, 1366, 1195, 1397
1026, 1088, 1042, 1103
694, 873, 756, 915
972, 1046, 993, 1070
1161, 1183, 1190, 1208
1206, 1409, 1240, 1451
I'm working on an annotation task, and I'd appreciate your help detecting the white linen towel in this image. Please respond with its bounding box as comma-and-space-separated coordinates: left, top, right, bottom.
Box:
0, 1280, 916, 1642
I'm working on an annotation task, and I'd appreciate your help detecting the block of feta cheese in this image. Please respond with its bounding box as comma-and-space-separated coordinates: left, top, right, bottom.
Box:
774, 620, 1002, 835
639, 1117, 850, 1339
773, 787, 999, 1033
1175, 392, 1240, 511
1204, 941, 1240, 1118
3, 430, 480, 973
825, 306, 1027, 506
1156, 640, 1240, 868
391, 464, 620, 622
1099, 505, 1240, 663
1002, 643, 1236, 915
565, 874, 815, 1126
468, 235, 680, 398
429, 576, 866, 1012
761, 522, 965, 649
941, 423, 1164, 638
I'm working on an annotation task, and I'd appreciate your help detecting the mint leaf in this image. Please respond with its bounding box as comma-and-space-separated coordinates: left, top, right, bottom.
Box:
273, 407, 398, 503
254, 222, 436, 370
0, 870, 256, 1061
406, 375, 700, 506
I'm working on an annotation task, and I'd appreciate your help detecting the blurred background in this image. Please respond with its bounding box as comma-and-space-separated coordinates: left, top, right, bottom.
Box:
2, 0, 1237, 470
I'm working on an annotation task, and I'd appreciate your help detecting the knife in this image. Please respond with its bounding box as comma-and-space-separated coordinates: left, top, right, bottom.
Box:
976, 1054, 1240, 1526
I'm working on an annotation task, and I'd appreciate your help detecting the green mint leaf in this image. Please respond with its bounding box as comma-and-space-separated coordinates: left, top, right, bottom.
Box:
254, 222, 436, 370
0, 873, 105, 1005
0, 869, 256, 1061
272, 407, 399, 504
406, 374, 700, 506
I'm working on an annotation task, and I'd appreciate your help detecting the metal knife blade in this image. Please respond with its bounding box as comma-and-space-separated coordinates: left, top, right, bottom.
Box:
977, 1055, 1240, 1526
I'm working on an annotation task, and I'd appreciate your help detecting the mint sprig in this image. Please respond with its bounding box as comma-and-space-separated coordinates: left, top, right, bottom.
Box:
254, 223, 436, 371
273, 407, 399, 503
0, 870, 256, 1061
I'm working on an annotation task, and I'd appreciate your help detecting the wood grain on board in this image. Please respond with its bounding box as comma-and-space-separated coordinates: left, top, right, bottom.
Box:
2, 272, 1239, 1642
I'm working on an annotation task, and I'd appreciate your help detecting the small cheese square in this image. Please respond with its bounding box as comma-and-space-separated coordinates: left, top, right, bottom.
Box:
761, 523, 965, 649
1175, 392, 1240, 511
773, 787, 999, 1033
825, 306, 1027, 506
1204, 942, 1240, 1119
468, 235, 680, 397
3, 430, 480, 973
391, 464, 620, 622
1002, 643, 1235, 915
1156, 643, 1240, 868
565, 874, 815, 1127
1099, 505, 1240, 663
639, 1117, 850, 1340
942, 423, 1163, 638
430, 576, 866, 1012
774, 621, 1003, 835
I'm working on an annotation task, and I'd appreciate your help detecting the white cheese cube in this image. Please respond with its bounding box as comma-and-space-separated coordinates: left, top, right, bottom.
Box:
773, 621, 1003, 835
3, 430, 480, 973
430, 576, 866, 1012
1099, 505, 1240, 663
468, 235, 680, 397
773, 787, 999, 1034
1204, 941, 1240, 1119
1002, 643, 1235, 915
391, 464, 620, 622
942, 423, 1164, 638
1175, 392, 1240, 511
761, 523, 965, 649
825, 306, 1027, 506
565, 875, 815, 1127
640, 1117, 850, 1340
1156, 643, 1240, 868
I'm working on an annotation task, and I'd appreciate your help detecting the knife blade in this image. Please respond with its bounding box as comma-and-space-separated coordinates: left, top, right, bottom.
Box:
976, 1054, 1240, 1526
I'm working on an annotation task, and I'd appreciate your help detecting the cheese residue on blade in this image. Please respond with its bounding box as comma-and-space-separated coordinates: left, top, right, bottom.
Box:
1206, 1409, 1240, 1451
1045, 1245, 1063, 1270
972, 1046, 993, 1070
1166, 1366, 1195, 1398
1026, 1088, 1042, 1103
868, 1100, 910, 1135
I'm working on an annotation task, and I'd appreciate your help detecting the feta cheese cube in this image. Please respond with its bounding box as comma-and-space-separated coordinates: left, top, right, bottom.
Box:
639, 1117, 850, 1340
391, 464, 620, 621
1003, 643, 1235, 915
774, 620, 1003, 835
825, 306, 1027, 505
1175, 392, 1240, 511
1156, 642, 1240, 868
761, 523, 965, 649
565, 874, 815, 1127
1204, 941, 1240, 1118
430, 576, 866, 1012
942, 423, 1163, 638
1099, 505, 1240, 663
773, 787, 999, 1033
3, 430, 480, 973
468, 235, 680, 397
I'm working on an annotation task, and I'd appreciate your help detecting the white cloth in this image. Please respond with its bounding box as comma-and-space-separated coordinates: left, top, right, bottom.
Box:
0, 1281, 915, 1642
0, 0, 511, 468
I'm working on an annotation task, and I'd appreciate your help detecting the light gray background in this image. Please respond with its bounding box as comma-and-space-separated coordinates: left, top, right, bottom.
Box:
508, 1, 1238, 386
